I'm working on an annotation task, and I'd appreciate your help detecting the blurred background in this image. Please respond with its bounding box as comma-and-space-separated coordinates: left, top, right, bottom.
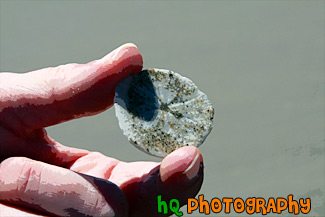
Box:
0, 1, 324, 216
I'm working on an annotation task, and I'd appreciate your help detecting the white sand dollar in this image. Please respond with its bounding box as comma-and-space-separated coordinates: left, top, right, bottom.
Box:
114, 68, 214, 158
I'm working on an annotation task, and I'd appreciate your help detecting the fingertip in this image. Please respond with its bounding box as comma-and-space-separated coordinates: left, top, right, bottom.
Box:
97, 43, 142, 70
160, 146, 203, 183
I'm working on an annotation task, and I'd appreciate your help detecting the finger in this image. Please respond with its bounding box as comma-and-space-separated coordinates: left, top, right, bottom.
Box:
0, 128, 90, 167
0, 203, 46, 217
0, 157, 128, 217
146, 146, 204, 217
160, 145, 203, 186
0, 43, 143, 136
69, 151, 121, 178
107, 146, 203, 217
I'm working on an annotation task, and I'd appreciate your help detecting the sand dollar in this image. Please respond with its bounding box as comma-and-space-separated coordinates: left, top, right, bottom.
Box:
114, 68, 214, 158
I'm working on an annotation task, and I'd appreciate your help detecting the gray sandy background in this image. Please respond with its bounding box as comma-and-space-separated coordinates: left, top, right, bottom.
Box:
0, 1, 324, 216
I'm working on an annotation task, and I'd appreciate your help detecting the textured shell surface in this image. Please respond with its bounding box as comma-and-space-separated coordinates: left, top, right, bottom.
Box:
114, 68, 214, 158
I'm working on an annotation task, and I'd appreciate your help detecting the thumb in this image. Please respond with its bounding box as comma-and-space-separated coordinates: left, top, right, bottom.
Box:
125, 146, 204, 217
159, 146, 203, 187
0, 43, 143, 135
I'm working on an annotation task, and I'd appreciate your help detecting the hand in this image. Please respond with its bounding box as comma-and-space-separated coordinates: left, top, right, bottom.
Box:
0, 43, 204, 217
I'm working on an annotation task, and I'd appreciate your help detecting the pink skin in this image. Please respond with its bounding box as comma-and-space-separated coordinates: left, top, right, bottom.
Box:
0, 43, 204, 217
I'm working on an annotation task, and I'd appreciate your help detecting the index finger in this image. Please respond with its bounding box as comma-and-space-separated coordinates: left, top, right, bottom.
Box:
0, 43, 142, 136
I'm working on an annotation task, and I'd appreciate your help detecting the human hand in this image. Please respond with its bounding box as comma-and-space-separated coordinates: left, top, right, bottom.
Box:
0, 43, 204, 217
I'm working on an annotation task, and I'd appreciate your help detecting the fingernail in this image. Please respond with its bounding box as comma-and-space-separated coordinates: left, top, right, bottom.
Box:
182, 151, 202, 181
